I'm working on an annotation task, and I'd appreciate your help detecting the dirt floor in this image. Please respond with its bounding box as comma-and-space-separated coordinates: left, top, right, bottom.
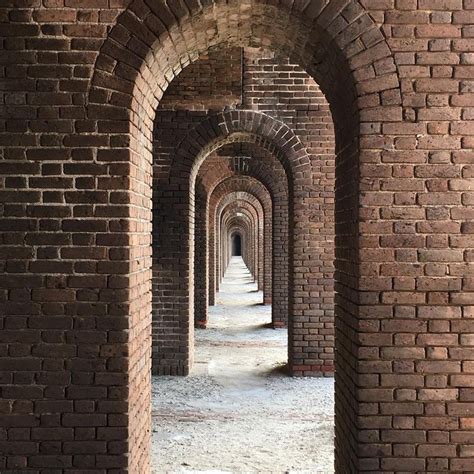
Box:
151, 257, 335, 473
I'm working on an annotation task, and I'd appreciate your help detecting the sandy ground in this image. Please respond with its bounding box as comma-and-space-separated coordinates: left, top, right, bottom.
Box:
152, 257, 335, 473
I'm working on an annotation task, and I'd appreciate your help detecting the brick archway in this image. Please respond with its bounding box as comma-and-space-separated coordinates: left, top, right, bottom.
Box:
152, 110, 311, 378
221, 202, 261, 287
196, 138, 289, 322
208, 177, 276, 315
3, 0, 474, 472
195, 184, 269, 328
218, 193, 267, 299
85, 1, 402, 471
228, 225, 252, 269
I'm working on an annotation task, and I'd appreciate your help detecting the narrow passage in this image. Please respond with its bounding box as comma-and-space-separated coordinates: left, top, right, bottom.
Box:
152, 257, 334, 473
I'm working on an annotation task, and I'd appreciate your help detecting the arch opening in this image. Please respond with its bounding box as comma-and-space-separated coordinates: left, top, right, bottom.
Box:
87, 1, 402, 472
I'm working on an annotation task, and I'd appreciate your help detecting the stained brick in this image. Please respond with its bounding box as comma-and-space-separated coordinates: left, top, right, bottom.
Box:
0, 0, 472, 472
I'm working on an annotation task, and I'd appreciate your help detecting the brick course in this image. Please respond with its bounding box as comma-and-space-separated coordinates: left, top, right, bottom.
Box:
0, 0, 473, 472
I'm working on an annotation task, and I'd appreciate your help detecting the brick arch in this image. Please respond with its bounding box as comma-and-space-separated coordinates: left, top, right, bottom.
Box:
225, 220, 255, 280
223, 215, 255, 279
214, 184, 270, 298
197, 141, 288, 201
220, 198, 262, 283
195, 140, 289, 327
221, 201, 261, 286
194, 141, 288, 327
228, 224, 252, 271
225, 218, 255, 274
85, 1, 403, 471
218, 192, 266, 299
173, 111, 308, 186
163, 109, 306, 333
152, 110, 306, 379
88, 0, 399, 151
227, 220, 254, 279
227, 219, 253, 260
229, 228, 245, 261
197, 179, 272, 327
194, 182, 269, 328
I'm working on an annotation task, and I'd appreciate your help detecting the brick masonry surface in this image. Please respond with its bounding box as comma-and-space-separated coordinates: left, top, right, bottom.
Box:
0, 1, 473, 472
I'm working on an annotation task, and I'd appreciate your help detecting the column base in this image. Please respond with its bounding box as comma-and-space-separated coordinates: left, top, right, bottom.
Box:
290, 364, 335, 377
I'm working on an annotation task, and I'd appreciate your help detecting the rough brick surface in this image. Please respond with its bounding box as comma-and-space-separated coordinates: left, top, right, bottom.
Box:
0, 1, 473, 472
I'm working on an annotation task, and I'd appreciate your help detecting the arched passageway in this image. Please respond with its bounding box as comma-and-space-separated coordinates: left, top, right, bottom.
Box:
2, 1, 472, 473
88, 1, 401, 467
231, 233, 242, 257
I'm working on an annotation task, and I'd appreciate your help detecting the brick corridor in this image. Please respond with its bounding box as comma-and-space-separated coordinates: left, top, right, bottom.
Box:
151, 257, 334, 472
2, 1, 474, 471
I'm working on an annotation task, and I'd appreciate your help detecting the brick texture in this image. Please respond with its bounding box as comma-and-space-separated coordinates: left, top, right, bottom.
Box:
0, 0, 473, 472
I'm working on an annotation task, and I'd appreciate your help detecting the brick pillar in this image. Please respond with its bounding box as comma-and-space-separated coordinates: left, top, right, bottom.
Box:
194, 186, 208, 328
151, 187, 194, 375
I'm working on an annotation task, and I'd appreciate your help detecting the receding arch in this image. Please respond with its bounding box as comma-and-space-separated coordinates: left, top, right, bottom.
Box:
221, 203, 259, 280
209, 177, 277, 307
151, 110, 308, 380
88, 0, 400, 150
195, 183, 270, 328
85, 1, 402, 471
193, 139, 289, 327
218, 194, 265, 294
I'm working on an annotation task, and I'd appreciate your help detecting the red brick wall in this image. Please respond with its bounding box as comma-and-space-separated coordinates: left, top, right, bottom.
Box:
159, 48, 243, 111
0, 1, 473, 472
242, 47, 336, 366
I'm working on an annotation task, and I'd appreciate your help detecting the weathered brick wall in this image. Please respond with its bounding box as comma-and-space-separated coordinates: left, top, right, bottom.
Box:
0, 1, 473, 472
159, 47, 243, 110
243, 47, 337, 364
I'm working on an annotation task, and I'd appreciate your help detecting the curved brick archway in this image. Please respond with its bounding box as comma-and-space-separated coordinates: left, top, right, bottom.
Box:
209, 178, 276, 315
218, 194, 266, 297
221, 203, 261, 283
200, 183, 271, 325
3, 1, 474, 473
152, 110, 310, 378
230, 231, 243, 259
215, 185, 270, 299
85, 2, 403, 471
194, 184, 269, 328
193, 142, 289, 329
196, 139, 289, 314
226, 221, 253, 266
88, 0, 397, 148
225, 219, 255, 278
228, 225, 252, 270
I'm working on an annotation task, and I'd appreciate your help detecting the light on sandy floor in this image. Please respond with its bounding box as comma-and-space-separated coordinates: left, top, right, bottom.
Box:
152, 257, 334, 473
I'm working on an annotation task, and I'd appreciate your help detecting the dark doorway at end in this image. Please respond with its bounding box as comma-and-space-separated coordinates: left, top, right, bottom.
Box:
232, 232, 242, 256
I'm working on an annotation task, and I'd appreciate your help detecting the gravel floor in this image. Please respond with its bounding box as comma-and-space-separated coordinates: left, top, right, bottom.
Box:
152, 257, 335, 473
